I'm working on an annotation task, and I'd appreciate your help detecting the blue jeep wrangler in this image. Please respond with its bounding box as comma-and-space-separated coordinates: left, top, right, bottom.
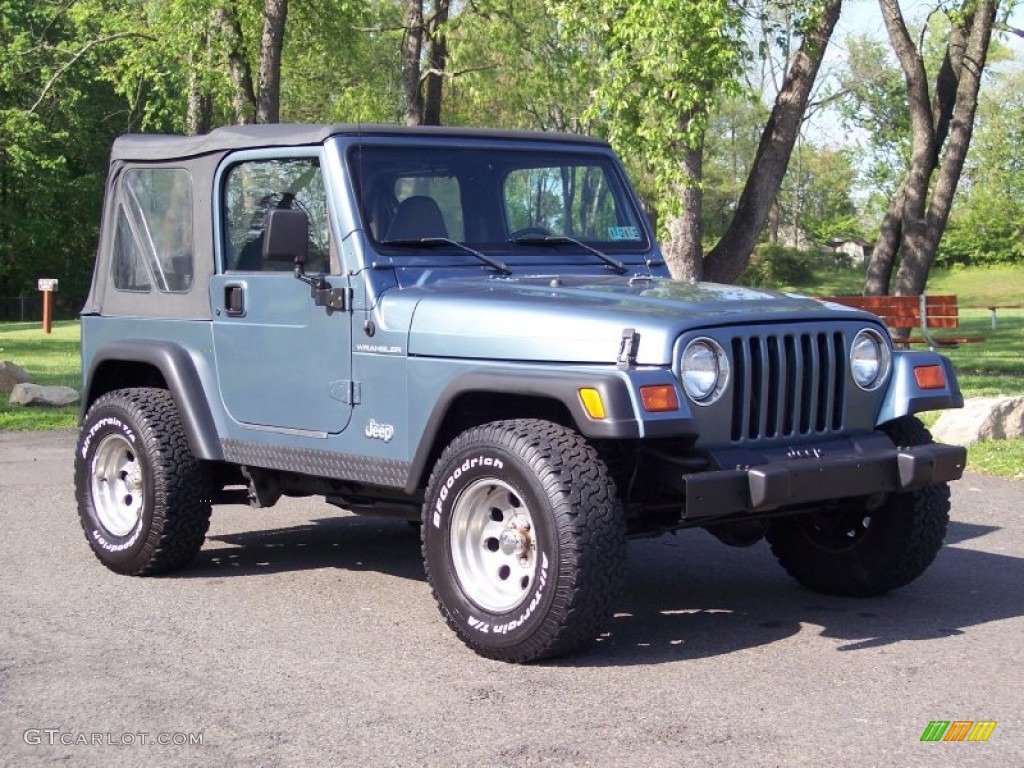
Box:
75, 124, 966, 662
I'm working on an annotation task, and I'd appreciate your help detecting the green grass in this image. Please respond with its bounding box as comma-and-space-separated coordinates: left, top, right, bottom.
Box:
964, 439, 1024, 479
0, 321, 81, 431
2, 265, 1022, 477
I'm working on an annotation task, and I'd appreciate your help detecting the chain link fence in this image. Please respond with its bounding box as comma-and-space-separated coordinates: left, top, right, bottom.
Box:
0, 295, 83, 322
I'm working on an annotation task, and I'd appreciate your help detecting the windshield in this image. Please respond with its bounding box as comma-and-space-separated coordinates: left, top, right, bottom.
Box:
348, 143, 651, 268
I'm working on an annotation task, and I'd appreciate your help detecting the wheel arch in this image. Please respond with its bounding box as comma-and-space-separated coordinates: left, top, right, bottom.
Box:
404, 370, 642, 495
81, 340, 223, 461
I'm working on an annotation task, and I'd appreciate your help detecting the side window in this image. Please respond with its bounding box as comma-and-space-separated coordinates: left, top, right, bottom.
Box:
223, 158, 329, 272
111, 168, 193, 292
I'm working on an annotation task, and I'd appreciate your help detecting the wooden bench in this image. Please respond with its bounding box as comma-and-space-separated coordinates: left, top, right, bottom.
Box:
816, 294, 985, 349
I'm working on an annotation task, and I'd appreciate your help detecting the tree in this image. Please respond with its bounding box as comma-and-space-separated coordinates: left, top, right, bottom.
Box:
0, 1, 133, 313
256, 0, 288, 123
833, 34, 911, 212
781, 144, 863, 244
702, 0, 842, 282
401, 0, 450, 125
864, 0, 1000, 296
284, 1, 402, 124
552, 0, 747, 279
936, 67, 1024, 266
550, 0, 843, 282
443, 0, 598, 134
702, 94, 769, 243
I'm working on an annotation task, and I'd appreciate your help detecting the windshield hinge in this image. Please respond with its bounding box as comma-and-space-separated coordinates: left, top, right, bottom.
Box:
617, 328, 640, 369
329, 380, 361, 404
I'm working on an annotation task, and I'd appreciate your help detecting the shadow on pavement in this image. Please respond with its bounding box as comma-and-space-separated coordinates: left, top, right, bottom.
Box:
564, 520, 1022, 666
178, 513, 1022, 667
183, 514, 426, 583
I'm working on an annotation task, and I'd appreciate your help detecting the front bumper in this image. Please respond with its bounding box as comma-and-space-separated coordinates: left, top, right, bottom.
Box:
678, 433, 966, 520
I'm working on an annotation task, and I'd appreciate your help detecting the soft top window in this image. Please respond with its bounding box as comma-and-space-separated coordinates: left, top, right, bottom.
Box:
110, 168, 193, 293
111, 168, 193, 293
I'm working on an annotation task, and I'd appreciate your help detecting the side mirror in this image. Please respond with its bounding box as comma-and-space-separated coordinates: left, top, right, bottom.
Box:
263, 208, 309, 269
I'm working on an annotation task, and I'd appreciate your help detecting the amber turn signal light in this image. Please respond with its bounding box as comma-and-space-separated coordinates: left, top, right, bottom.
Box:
578, 388, 606, 419
639, 384, 680, 412
913, 365, 947, 390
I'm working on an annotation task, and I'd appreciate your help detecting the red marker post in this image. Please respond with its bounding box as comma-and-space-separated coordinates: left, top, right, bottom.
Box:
37, 278, 58, 334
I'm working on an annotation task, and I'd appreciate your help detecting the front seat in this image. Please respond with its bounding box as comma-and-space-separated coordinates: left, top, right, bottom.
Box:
384, 196, 448, 241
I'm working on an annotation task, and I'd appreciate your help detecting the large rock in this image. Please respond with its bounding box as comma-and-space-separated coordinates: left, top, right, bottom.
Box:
8, 383, 80, 407
930, 396, 1024, 446
0, 361, 34, 395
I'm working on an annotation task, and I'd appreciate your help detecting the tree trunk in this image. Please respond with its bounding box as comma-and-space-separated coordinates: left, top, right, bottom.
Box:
214, 5, 256, 124
186, 27, 213, 136
768, 198, 780, 244
422, 0, 449, 126
702, 0, 841, 284
663, 140, 705, 281
878, 0, 935, 297
863, 178, 905, 294
895, 0, 996, 296
186, 76, 213, 136
256, 0, 288, 124
864, 16, 967, 294
402, 0, 424, 126
864, 0, 995, 297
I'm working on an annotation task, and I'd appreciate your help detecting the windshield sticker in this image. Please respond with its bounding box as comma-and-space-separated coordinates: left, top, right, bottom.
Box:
608, 226, 640, 241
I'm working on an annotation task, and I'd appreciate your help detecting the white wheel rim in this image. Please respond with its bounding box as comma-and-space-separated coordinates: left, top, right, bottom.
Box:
449, 478, 539, 613
90, 433, 144, 537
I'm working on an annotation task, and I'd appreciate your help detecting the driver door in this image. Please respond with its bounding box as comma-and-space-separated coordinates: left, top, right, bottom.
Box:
211, 152, 353, 435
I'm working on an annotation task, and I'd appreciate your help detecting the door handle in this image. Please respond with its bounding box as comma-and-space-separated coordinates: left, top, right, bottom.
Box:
224, 284, 245, 316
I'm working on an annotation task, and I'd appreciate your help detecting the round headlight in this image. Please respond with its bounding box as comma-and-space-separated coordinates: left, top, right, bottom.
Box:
681, 338, 729, 404
850, 329, 891, 390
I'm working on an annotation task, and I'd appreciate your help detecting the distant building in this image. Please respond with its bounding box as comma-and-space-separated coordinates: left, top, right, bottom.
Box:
825, 237, 873, 267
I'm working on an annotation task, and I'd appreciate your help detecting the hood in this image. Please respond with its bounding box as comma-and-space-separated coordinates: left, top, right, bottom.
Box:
392, 275, 871, 365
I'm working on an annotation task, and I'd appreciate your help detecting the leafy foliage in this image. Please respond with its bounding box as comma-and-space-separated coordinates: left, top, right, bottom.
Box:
0, 1, 130, 314
0, 0, 1016, 315
833, 34, 910, 218
736, 244, 818, 287
937, 68, 1024, 267
550, 0, 746, 221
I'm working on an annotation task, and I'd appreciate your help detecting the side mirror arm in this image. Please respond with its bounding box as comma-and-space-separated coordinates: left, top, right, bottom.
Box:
294, 260, 351, 311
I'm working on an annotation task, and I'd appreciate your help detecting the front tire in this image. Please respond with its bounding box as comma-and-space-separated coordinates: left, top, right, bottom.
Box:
767, 416, 950, 597
74, 388, 211, 575
422, 419, 626, 662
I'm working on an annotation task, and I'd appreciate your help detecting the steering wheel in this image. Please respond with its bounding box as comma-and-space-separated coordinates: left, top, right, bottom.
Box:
508, 227, 552, 239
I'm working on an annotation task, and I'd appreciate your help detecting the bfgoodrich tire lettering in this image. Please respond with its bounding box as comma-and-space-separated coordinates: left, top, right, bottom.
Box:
422, 419, 626, 662
767, 416, 950, 597
74, 388, 211, 575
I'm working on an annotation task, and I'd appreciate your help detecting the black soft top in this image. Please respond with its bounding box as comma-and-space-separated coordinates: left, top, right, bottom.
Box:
111, 123, 609, 162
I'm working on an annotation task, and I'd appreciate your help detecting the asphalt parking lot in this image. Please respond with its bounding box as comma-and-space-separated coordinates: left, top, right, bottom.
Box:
1, 429, 1021, 767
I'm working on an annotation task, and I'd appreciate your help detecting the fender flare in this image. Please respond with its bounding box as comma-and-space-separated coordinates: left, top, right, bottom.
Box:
82, 340, 224, 461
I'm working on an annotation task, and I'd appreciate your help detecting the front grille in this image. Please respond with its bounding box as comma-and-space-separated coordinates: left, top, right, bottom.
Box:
729, 330, 846, 442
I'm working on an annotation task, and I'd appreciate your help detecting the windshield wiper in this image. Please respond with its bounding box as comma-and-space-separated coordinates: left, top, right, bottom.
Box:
382, 237, 512, 276
508, 235, 628, 275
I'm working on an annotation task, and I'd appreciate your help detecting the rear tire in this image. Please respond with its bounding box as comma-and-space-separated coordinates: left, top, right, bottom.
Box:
767, 416, 949, 597
422, 419, 626, 662
74, 388, 211, 575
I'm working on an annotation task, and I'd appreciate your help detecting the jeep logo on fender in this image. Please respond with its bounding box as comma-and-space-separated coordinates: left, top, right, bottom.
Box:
365, 419, 395, 442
